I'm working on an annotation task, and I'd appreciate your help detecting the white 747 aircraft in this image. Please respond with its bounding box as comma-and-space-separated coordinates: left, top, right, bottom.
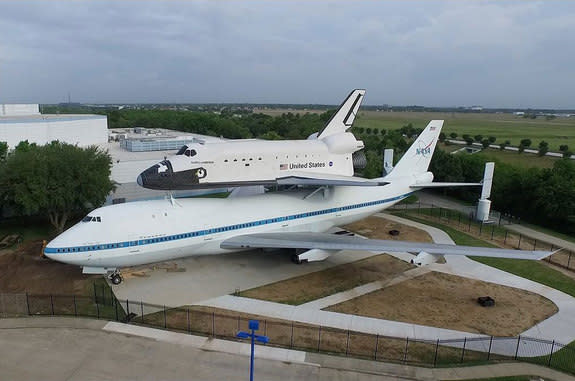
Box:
45, 120, 551, 284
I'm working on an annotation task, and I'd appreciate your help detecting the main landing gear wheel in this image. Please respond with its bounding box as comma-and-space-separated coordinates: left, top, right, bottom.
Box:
109, 272, 123, 285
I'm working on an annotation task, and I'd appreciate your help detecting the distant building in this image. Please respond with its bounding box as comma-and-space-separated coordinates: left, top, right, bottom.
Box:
0, 104, 107, 149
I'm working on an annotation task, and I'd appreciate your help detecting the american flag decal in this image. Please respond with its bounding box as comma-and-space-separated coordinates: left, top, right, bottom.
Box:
280, 164, 288, 170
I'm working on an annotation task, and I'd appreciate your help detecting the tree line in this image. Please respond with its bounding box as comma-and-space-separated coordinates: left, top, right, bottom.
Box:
430, 149, 575, 234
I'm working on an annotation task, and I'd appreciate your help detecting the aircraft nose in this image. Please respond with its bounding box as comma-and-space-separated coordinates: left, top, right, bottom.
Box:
137, 174, 143, 186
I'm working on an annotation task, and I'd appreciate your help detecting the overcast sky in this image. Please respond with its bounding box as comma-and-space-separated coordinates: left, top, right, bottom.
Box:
1, 1, 574, 108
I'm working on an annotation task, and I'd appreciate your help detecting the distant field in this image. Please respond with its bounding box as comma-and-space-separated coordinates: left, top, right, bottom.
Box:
436, 143, 560, 169
259, 108, 575, 151
356, 111, 575, 152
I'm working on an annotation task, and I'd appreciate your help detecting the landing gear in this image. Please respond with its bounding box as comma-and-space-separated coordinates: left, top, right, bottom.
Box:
108, 271, 123, 285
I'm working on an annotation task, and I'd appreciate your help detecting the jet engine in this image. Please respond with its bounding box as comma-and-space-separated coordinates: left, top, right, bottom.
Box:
410, 251, 442, 266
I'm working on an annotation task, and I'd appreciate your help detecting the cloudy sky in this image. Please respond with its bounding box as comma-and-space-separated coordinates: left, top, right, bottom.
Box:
0, 1, 574, 108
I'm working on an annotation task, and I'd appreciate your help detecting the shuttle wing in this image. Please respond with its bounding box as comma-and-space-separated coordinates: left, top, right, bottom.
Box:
221, 232, 552, 260
277, 172, 387, 187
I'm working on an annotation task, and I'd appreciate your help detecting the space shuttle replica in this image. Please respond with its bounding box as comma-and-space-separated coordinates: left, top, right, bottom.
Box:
137, 90, 382, 190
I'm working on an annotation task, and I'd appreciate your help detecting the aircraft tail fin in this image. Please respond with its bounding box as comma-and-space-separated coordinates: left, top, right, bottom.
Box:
390, 120, 443, 176
317, 89, 365, 139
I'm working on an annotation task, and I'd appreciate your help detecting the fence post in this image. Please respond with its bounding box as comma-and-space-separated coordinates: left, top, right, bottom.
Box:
212, 312, 215, 337
115, 299, 119, 321
433, 339, 439, 367
126, 299, 130, 316
93, 281, 96, 303
518, 234, 522, 249
487, 336, 493, 360
468, 216, 471, 232
479, 222, 483, 236
73, 295, 77, 317
403, 338, 409, 363
96, 301, 100, 319
567, 252, 572, 269
460, 338, 467, 363
141, 301, 144, 324
491, 225, 495, 240
25, 292, 30, 315
374, 334, 379, 360
533, 239, 537, 250
548, 340, 555, 367
317, 326, 322, 352
345, 330, 350, 356
50, 295, 54, 315
187, 307, 190, 334
163, 305, 167, 328
514, 336, 521, 360
290, 322, 294, 349
504, 231, 508, 244
458, 213, 461, 226
498, 214, 502, 226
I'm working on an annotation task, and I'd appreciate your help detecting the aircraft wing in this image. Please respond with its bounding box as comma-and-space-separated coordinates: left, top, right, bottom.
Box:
410, 182, 481, 188
277, 173, 387, 187
221, 232, 551, 260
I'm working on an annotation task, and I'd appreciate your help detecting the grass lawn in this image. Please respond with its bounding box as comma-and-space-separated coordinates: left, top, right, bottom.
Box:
354, 111, 575, 151
393, 213, 575, 298
474, 149, 560, 169
0, 222, 55, 247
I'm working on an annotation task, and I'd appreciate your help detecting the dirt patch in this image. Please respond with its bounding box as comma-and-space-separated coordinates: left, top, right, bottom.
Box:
343, 216, 432, 242
326, 271, 557, 337
239, 255, 414, 305
0, 240, 100, 295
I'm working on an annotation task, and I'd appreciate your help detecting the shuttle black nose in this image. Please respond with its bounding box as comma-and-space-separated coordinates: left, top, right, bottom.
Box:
137, 175, 143, 187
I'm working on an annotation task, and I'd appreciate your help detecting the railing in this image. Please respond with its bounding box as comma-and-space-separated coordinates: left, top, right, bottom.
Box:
390, 202, 575, 272
1, 291, 574, 375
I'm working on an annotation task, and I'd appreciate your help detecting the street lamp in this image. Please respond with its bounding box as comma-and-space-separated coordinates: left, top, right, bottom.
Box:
237, 320, 269, 381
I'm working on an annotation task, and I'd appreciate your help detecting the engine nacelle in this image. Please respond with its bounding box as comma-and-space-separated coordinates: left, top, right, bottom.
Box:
410, 251, 442, 266
321, 132, 364, 154
297, 248, 338, 262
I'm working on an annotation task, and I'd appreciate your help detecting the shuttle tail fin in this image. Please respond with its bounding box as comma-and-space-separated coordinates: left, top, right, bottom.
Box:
390, 120, 443, 176
317, 89, 365, 139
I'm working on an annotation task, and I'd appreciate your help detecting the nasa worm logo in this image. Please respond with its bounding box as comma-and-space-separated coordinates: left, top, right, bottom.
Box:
416, 139, 434, 157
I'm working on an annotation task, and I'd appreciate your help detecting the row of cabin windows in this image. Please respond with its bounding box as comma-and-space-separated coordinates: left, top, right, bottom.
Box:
57, 197, 401, 253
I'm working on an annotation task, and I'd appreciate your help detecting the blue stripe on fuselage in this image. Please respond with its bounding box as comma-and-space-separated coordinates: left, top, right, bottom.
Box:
45, 192, 413, 254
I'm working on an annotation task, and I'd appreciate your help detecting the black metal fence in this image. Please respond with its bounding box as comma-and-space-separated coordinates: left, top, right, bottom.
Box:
1, 291, 574, 375
390, 202, 575, 273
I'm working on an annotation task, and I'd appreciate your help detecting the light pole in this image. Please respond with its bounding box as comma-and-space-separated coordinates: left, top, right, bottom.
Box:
237, 319, 269, 381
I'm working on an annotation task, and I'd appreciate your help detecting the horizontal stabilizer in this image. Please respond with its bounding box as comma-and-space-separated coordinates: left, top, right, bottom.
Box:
221, 232, 551, 260
410, 182, 481, 188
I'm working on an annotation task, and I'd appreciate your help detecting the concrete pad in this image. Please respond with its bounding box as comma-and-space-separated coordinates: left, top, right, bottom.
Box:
112, 248, 382, 306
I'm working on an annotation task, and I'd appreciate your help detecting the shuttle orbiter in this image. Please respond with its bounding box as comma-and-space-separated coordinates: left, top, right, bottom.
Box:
137, 90, 375, 190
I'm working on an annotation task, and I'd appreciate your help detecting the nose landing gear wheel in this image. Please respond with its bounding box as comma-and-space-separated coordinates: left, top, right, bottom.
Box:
109, 272, 123, 285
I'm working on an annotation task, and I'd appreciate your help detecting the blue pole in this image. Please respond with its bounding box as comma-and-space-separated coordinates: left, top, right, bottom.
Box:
250, 328, 255, 381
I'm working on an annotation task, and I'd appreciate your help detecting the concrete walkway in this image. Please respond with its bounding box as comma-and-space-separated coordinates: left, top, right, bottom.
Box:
2, 317, 574, 381
299, 267, 430, 310
199, 212, 575, 356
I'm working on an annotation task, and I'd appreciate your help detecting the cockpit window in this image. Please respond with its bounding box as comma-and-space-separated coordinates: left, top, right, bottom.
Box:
176, 146, 188, 155
82, 216, 101, 223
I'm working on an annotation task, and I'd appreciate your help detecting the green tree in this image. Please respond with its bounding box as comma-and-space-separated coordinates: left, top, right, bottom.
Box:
465, 137, 474, 146
0, 142, 7, 161
258, 131, 283, 140
520, 138, 532, 147
474, 134, 483, 142
560, 144, 569, 152
488, 136, 496, 143
449, 132, 458, 139
564, 150, 573, 159
0, 142, 115, 232
538, 141, 549, 156
481, 139, 490, 149
366, 127, 372, 135
439, 132, 446, 142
